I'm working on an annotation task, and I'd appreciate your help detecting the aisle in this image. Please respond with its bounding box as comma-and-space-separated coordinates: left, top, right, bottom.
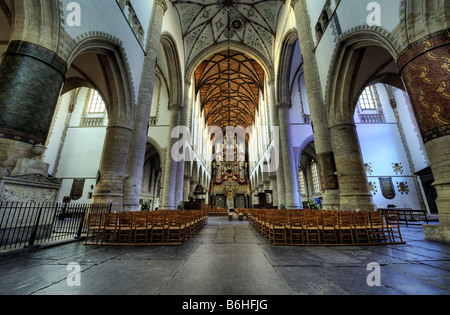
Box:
160, 217, 291, 295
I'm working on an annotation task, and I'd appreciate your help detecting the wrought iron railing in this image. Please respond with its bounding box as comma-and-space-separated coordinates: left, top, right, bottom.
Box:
0, 202, 111, 251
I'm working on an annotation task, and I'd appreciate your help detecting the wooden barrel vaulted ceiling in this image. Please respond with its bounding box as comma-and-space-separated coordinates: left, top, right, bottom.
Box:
195, 50, 264, 131
171, 0, 284, 131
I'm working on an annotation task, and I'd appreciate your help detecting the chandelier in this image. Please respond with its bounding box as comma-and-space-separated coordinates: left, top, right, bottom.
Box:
224, 178, 238, 201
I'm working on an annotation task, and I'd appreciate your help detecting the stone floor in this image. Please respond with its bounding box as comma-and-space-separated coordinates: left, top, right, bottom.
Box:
0, 217, 449, 296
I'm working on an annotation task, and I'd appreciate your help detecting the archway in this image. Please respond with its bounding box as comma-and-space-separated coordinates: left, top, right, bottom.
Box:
140, 140, 162, 211
326, 33, 403, 211
63, 38, 134, 211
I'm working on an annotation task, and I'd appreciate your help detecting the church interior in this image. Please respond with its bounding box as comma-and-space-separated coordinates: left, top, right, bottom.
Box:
0, 0, 449, 297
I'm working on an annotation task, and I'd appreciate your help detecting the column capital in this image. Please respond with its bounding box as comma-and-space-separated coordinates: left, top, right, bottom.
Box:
155, 0, 168, 13
184, 77, 192, 87
169, 103, 183, 112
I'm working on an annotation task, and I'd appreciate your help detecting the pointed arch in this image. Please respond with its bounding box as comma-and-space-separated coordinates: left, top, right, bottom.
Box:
326, 32, 400, 126
277, 29, 300, 104
160, 33, 183, 107
65, 37, 135, 128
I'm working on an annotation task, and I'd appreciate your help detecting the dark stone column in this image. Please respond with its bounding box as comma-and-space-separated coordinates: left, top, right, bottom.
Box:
398, 29, 450, 242
0, 41, 67, 146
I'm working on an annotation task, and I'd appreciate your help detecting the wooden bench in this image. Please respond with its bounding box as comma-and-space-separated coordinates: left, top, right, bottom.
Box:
381, 209, 429, 226
236, 209, 249, 221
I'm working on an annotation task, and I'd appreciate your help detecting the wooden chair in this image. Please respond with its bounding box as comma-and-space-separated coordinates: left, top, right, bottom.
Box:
118, 212, 133, 244
167, 212, 185, 245
181, 211, 194, 240
150, 211, 167, 244
383, 211, 404, 244
269, 212, 287, 245
338, 211, 355, 245
353, 211, 371, 244
369, 211, 387, 244
134, 212, 150, 244
288, 212, 304, 245
321, 211, 337, 244
102, 213, 118, 244
304, 211, 321, 245
85, 212, 103, 245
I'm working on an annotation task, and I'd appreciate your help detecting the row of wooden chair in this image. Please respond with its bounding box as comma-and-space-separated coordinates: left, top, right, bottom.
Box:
84, 210, 208, 246
245, 209, 404, 246
207, 206, 229, 217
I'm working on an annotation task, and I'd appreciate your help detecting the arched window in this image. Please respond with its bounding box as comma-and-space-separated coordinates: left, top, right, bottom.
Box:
298, 167, 306, 195
88, 90, 106, 113
310, 160, 321, 194
359, 86, 378, 110
81, 89, 106, 127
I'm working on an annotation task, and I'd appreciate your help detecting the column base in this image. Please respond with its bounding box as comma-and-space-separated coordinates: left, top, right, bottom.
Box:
423, 220, 450, 243
322, 190, 340, 210
340, 193, 375, 211
92, 193, 124, 213
123, 202, 140, 212
0, 138, 34, 169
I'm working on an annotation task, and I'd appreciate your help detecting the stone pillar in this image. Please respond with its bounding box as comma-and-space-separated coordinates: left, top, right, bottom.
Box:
161, 103, 183, 209
270, 174, 279, 207
183, 174, 191, 202
268, 80, 286, 207
123, 0, 168, 211
0, 41, 67, 169
190, 178, 198, 199
174, 79, 192, 205
329, 123, 374, 211
92, 125, 133, 212
264, 179, 272, 205
291, 0, 340, 210
397, 29, 450, 242
278, 102, 302, 209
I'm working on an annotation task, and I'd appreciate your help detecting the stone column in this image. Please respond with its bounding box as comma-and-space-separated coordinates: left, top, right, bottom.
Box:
174, 79, 192, 205
161, 103, 183, 209
278, 102, 302, 209
123, 0, 168, 211
270, 174, 278, 207
183, 174, 192, 202
291, 0, 340, 210
0, 41, 67, 169
397, 30, 450, 242
92, 125, 133, 212
190, 178, 198, 199
329, 123, 374, 211
264, 179, 272, 205
268, 80, 286, 207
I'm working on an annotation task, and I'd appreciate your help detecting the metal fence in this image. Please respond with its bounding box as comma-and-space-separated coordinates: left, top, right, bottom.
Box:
0, 202, 112, 251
